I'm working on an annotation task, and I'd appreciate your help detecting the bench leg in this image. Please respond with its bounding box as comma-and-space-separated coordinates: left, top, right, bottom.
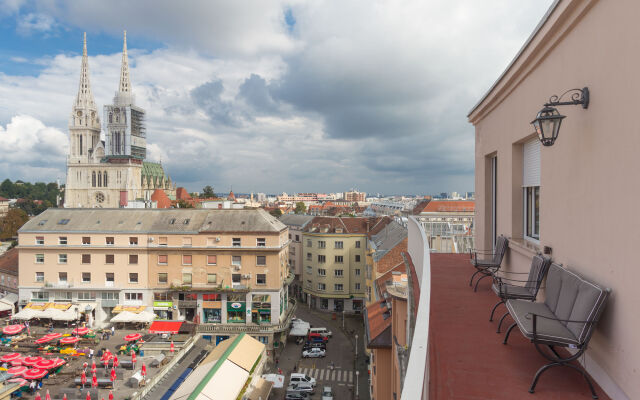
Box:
496, 311, 510, 333
502, 322, 517, 345
489, 300, 504, 322
529, 362, 598, 399
469, 270, 481, 287
474, 273, 490, 292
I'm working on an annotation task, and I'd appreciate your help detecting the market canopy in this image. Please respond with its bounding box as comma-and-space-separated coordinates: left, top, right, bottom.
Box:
288, 319, 310, 337
149, 321, 183, 334
112, 305, 146, 314
111, 311, 155, 323
11, 308, 38, 320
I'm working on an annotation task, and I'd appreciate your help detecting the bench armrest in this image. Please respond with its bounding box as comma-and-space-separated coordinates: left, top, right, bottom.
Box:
526, 313, 596, 342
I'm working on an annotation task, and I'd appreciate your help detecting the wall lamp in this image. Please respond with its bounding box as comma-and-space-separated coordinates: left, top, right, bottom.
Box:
531, 87, 589, 146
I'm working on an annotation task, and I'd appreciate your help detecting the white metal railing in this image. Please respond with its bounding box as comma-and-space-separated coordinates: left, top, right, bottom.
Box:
401, 216, 431, 400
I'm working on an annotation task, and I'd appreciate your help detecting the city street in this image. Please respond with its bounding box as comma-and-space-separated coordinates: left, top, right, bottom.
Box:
271, 302, 369, 399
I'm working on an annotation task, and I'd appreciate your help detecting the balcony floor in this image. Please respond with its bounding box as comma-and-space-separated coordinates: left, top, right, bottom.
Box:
429, 254, 611, 400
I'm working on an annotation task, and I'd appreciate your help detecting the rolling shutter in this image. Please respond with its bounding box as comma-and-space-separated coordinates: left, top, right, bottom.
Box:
523, 139, 541, 187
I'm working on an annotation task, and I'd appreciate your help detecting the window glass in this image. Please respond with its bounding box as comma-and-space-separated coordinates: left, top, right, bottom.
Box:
256, 256, 266, 266
82, 272, 91, 282
106, 273, 114, 282
82, 254, 91, 264
35, 272, 44, 282
256, 274, 266, 285
182, 255, 192, 265
105, 254, 114, 264
35, 254, 44, 263
158, 273, 168, 284
106, 237, 114, 245
82, 236, 91, 245
129, 273, 138, 283
158, 255, 168, 264
129, 254, 138, 264
59, 236, 67, 245
207, 255, 217, 265
58, 254, 67, 264
129, 237, 138, 245
207, 273, 217, 284
232, 256, 241, 265
182, 273, 192, 284
35, 236, 44, 245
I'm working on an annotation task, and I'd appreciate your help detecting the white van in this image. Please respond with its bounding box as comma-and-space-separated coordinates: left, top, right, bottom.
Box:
309, 327, 332, 338
290, 373, 316, 387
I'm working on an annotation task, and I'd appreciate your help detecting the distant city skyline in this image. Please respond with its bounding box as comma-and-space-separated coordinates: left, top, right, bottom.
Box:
0, 1, 553, 194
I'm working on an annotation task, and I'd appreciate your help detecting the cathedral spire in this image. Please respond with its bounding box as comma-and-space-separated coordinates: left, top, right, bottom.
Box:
74, 32, 97, 111
118, 30, 131, 94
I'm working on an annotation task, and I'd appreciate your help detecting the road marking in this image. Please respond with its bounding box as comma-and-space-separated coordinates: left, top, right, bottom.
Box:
338, 383, 345, 386
318, 369, 324, 380
337, 370, 342, 381
331, 370, 335, 380
349, 371, 353, 383
301, 367, 308, 375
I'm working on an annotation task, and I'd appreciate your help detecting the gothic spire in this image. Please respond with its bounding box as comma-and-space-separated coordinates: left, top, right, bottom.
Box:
74, 32, 97, 111
118, 30, 131, 94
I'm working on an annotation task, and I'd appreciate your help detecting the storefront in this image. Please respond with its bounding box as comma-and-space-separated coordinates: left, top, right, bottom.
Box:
178, 293, 197, 322
153, 301, 173, 320
251, 295, 271, 324
226, 294, 245, 323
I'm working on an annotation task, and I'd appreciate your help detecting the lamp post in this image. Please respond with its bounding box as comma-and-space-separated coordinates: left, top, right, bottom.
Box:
342, 310, 345, 329
355, 334, 358, 359
74, 306, 79, 335
356, 370, 360, 399
531, 87, 589, 146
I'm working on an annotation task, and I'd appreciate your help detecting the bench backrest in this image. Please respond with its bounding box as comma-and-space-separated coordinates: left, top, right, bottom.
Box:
544, 264, 609, 344
524, 255, 552, 295
493, 235, 509, 264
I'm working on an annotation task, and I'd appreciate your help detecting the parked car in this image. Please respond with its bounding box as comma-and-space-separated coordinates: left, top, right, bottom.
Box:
307, 333, 328, 343
309, 327, 332, 338
290, 373, 316, 387
285, 393, 309, 400
322, 386, 334, 400
302, 342, 326, 351
287, 382, 315, 394
302, 347, 326, 358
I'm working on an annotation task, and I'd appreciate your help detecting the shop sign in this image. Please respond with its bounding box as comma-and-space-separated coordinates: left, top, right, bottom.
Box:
230, 302, 242, 309
153, 301, 173, 308
227, 302, 245, 312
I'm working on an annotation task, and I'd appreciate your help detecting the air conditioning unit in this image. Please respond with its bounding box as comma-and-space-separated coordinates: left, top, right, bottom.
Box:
148, 237, 154, 242
233, 265, 241, 271
216, 237, 221, 242
242, 274, 251, 279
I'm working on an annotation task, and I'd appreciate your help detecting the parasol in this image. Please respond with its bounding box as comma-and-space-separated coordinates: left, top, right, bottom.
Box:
22, 356, 44, 366
60, 336, 80, 345
123, 333, 142, 342
0, 352, 21, 362
2, 325, 25, 335
23, 368, 48, 380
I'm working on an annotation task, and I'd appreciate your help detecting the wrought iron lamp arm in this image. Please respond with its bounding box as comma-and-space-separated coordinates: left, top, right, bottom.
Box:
544, 87, 589, 109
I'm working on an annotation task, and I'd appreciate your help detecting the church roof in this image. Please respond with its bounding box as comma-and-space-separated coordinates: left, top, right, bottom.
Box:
142, 162, 166, 179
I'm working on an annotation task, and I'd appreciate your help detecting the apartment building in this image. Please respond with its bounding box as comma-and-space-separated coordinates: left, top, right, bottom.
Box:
301, 216, 388, 312
278, 214, 314, 298
18, 208, 292, 349
365, 220, 407, 305
414, 200, 474, 253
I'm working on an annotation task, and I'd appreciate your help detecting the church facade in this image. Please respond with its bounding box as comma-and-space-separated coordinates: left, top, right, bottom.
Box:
64, 32, 175, 209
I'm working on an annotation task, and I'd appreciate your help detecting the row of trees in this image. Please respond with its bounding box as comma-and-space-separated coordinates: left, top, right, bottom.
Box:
0, 179, 61, 205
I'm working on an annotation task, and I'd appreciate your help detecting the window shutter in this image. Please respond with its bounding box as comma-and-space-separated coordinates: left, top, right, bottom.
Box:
523, 138, 541, 187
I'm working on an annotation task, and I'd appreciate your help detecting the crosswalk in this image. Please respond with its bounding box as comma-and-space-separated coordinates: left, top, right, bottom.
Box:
297, 367, 354, 384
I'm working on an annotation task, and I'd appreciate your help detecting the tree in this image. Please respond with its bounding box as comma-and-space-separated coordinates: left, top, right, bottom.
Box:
295, 202, 307, 214
269, 208, 283, 217
201, 185, 215, 198
0, 209, 29, 240
176, 200, 194, 209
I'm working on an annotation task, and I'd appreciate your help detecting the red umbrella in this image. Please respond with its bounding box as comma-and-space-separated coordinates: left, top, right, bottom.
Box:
7, 377, 28, 386
22, 356, 44, 366
113, 356, 119, 368
86, 392, 91, 400
72, 327, 90, 336
141, 363, 146, 377
45, 389, 51, 400
92, 372, 97, 388
7, 365, 28, 376
52, 358, 66, 368
131, 350, 136, 364
63, 394, 67, 400
60, 336, 80, 345
23, 368, 48, 380
110, 368, 116, 382
10, 357, 24, 366
35, 359, 57, 369
123, 333, 142, 342
34, 392, 41, 400
91, 360, 96, 373
0, 352, 21, 362
2, 325, 25, 335
109, 390, 114, 400
81, 370, 87, 388
170, 340, 175, 353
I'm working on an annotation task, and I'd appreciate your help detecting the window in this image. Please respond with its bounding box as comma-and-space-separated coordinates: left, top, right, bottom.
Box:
355, 283, 361, 290
334, 284, 344, 291
207, 255, 217, 265
257, 336, 269, 344
58, 236, 67, 245
257, 238, 266, 247
106, 237, 114, 245
182, 273, 192, 284
105, 254, 114, 264
232, 256, 241, 266
78, 291, 95, 301
35, 254, 44, 264
101, 292, 117, 300
57, 219, 70, 225
306, 265, 313, 275
256, 274, 266, 285
105, 273, 114, 283
125, 293, 143, 301
183, 237, 192, 247
154, 292, 170, 301
307, 239, 312, 247
158, 255, 168, 265
183, 219, 190, 225
318, 255, 326, 263
232, 238, 241, 247
290, 247, 295, 255
129, 237, 138, 245
58, 272, 67, 283
129, 254, 138, 264
35, 272, 44, 282
355, 268, 361, 276
335, 255, 344, 263
318, 268, 326, 276
335, 241, 343, 249
355, 241, 361, 248
207, 273, 217, 284
295, 235, 300, 242
158, 273, 168, 284
82, 236, 91, 245
306, 280, 312, 288
159, 236, 167, 246
82, 272, 91, 283
169, 219, 176, 225
182, 255, 192, 265
318, 283, 326, 291
335, 269, 344, 277
232, 274, 241, 283
523, 138, 541, 240
35, 236, 44, 245
58, 254, 67, 264
129, 273, 139, 283
82, 254, 91, 264
32, 291, 48, 301
203, 294, 221, 301
355, 255, 361, 262
318, 240, 326, 249
306, 252, 312, 260
256, 256, 266, 266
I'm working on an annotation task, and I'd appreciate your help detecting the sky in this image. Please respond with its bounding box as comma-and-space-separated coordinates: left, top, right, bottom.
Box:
0, 0, 554, 196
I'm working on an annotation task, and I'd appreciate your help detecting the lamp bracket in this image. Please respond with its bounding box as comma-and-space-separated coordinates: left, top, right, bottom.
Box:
544, 87, 589, 109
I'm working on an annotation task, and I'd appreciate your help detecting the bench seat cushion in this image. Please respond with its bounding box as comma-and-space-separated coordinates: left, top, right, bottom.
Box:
506, 299, 579, 346
470, 258, 498, 268
492, 282, 534, 299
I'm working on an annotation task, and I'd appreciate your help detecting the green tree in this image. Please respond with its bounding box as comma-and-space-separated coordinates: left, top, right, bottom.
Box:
0, 209, 29, 240
294, 202, 307, 214
201, 185, 215, 198
177, 200, 194, 208
269, 208, 283, 217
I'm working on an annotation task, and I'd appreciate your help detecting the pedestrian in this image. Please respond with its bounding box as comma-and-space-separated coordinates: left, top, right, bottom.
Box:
29, 380, 35, 393
89, 348, 94, 359
111, 325, 115, 336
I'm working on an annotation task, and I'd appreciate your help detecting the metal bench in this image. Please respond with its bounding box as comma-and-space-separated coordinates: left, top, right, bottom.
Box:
469, 235, 509, 291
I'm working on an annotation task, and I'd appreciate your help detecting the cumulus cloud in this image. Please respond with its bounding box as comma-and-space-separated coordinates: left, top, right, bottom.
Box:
16, 12, 56, 35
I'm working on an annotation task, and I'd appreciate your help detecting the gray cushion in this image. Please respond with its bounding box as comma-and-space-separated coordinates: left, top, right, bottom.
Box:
471, 258, 498, 268
492, 282, 534, 299
506, 299, 579, 345
524, 255, 551, 292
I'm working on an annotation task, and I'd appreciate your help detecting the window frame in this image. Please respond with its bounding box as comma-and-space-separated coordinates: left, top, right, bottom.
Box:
182, 254, 192, 265
256, 255, 266, 266
158, 273, 168, 284
58, 254, 67, 264
35, 272, 44, 282
256, 274, 267, 285
58, 236, 67, 245
129, 273, 139, 284
35, 254, 44, 264
82, 272, 91, 283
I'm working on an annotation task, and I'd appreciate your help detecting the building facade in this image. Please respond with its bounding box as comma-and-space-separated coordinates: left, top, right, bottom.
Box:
278, 214, 314, 298
468, 1, 640, 398
18, 208, 292, 350
414, 200, 474, 253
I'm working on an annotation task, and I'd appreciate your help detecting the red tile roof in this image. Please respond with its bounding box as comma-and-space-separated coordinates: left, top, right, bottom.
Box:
0, 196, 8, 201
365, 299, 392, 347
151, 189, 172, 209
176, 187, 192, 201
0, 248, 18, 274
375, 263, 407, 299
421, 200, 475, 213
304, 216, 390, 235
376, 237, 408, 274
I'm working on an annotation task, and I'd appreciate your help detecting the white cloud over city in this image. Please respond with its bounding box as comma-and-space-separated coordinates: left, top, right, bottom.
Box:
0, 0, 553, 194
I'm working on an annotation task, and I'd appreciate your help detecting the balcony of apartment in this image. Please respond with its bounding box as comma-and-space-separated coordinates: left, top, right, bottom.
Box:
402, 217, 611, 400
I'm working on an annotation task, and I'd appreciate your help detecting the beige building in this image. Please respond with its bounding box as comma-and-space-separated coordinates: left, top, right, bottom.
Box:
18, 208, 293, 350
302, 217, 387, 312
278, 214, 314, 298
468, 1, 640, 398
414, 200, 474, 253
0, 196, 8, 218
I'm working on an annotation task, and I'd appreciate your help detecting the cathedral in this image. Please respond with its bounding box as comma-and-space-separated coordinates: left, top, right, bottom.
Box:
64, 32, 175, 209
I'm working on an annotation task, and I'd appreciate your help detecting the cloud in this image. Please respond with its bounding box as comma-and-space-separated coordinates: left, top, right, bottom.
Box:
16, 12, 56, 35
